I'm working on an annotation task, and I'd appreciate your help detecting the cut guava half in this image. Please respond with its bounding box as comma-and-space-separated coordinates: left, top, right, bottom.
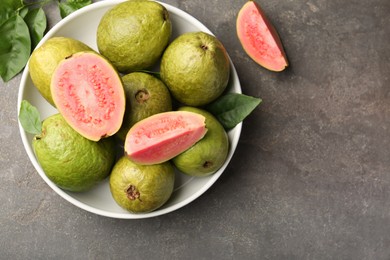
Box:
236, 0, 288, 72
124, 111, 207, 165
51, 51, 126, 141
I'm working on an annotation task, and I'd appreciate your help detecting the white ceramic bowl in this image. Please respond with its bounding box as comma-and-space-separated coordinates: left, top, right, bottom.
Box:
17, 0, 242, 219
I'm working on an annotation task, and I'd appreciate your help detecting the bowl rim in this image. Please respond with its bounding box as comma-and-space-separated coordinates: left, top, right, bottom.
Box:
17, 0, 242, 219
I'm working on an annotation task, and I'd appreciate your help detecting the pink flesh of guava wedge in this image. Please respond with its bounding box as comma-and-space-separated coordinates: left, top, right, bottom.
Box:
237, 0, 288, 72
125, 111, 207, 165
51, 51, 125, 141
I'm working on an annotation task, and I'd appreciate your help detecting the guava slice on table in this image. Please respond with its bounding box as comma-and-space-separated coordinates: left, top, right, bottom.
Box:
33, 113, 116, 192
50, 51, 126, 141
124, 111, 207, 165
29, 37, 94, 106
236, 0, 288, 71
109, 156, 175, 213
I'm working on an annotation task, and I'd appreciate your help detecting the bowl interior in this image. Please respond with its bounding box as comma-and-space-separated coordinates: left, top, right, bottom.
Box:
17, 0, 242, 219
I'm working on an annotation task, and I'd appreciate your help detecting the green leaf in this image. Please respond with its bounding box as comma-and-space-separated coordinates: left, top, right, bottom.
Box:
0, 0, 24, 26
18, 6, 29, 18
206, 93, 262, 130
0, 14, 31, 82
19, 100, 42, 135
23, 8, 47, 50
59, 0, 92, 18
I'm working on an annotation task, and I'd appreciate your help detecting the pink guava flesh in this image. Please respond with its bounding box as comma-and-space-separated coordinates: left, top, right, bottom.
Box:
51, 52, 125, 141
125, 111, 207, 165
237, 0, 288, 71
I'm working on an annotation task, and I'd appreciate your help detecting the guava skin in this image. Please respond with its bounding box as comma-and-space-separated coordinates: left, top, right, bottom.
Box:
97, 0, 172, 73
116, 72, 172, 142
172, 107, 229, 177
33, 113, 116, 192
109, 156, 175, 213
160, 31, 230, 107
29, 37, 94, 106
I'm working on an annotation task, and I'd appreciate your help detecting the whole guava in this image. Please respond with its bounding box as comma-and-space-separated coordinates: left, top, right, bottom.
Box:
97, 0, 172, 72
116, 72, 172, 142
160, 31, 230, 106
29, 37, 94, 106
109, 156, 175, 213
172, 106, 229, 177
33, 113, 116, 192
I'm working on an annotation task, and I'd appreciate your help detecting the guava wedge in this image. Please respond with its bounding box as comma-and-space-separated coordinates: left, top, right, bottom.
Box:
236, 0, 288, 72
51, 51, 126, 141
124, 111, 207, 165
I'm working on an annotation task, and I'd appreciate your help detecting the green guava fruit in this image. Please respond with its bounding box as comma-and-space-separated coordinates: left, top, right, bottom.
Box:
160, 31, 230, 106
51, 51, 126, 142
116, 72, 172, 142
236, 1, 288, 71
172, 106, 229, 177
97, 0, 172, 72
33, 113, 116, 192
124, 111, 207, 165
29, 37, 94, 106
109, 156, 175, 213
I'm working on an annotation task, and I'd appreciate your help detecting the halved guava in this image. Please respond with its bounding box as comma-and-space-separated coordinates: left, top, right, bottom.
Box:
236, 0, 288, 72
124, 111, 207, 165
51, 51, 126, 141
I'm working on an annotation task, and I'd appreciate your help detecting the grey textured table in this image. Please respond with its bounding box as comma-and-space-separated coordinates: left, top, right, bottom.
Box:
1, 0, 389, 259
